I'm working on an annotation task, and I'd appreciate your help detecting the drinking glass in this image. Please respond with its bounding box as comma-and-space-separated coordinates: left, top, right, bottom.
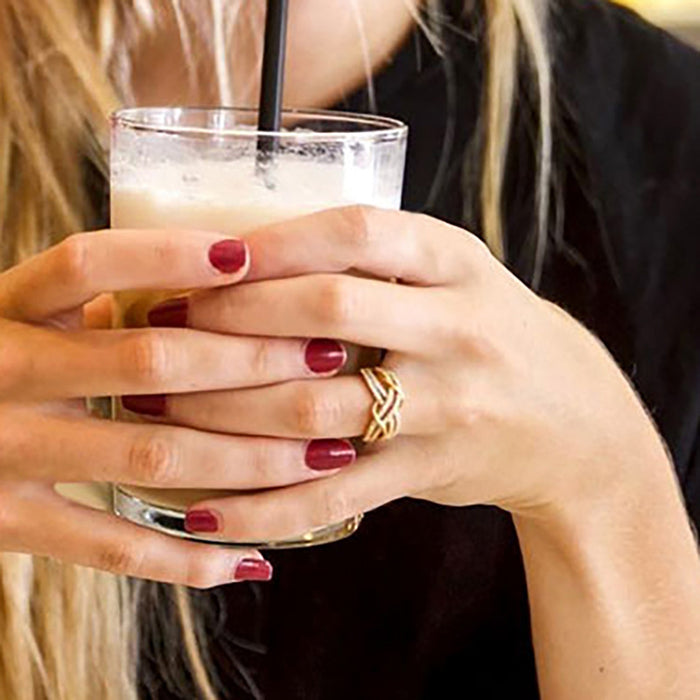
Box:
110, 107, 407, 548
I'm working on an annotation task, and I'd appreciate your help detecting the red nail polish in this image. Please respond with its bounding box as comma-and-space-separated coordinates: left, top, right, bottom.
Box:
208, 239, 247, 273
121, 394, 166, 417
234, 558, 273, 582
305, 439, 356, 471
305, 338, 346, 374
185, 510, 219, 533
147, 297, 188, 328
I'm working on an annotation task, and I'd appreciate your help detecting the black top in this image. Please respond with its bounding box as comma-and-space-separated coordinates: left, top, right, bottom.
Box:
141, 1, 700, 698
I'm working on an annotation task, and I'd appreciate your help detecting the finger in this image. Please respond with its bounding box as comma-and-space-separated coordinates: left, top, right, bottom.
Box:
83, 293, 113, 329
186, 274, 445, 354
0, 229, 250, 322
0, 408, 355, 488
157, 369, 439, 439
243, 205, 487, 285
183, 440, 416, 543
1, 484, 270, 587
0, 319, 343, 401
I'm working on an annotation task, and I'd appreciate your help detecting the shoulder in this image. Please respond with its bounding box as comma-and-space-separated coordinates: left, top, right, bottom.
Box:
552, 0, 700, 136
552, 0, 700, 138
550, 0, 700, 320
552, 0, 699, 50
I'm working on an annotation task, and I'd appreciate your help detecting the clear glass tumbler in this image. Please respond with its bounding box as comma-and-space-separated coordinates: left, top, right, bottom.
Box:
110, 107, 407, 548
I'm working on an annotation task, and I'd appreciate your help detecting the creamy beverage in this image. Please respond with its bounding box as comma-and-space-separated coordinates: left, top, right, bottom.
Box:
107, 107, 406, 547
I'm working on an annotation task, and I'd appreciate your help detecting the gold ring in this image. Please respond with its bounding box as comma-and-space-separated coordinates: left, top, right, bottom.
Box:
360, 367, 405, 443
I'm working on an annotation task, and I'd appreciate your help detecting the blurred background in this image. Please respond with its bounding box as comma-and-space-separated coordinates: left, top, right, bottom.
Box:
618, 0, 700, 45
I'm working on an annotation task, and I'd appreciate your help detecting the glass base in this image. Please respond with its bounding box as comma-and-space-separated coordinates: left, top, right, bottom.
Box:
112, 486, 362, 549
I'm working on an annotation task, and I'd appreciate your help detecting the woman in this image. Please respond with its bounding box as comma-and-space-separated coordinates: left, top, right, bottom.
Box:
0, 0, 698, 698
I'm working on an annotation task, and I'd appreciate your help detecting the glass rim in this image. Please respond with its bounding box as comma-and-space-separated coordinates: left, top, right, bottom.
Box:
111, 106, 408, 141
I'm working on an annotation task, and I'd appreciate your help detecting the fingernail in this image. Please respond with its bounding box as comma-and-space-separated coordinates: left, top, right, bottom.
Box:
304, 338, 346, 374
233, 558, 273, 582
185, 509, 219, 533
208, 239, 247, 274
121, 394, 166, 417
305, 439, 356, 471
147, 297, 188, 328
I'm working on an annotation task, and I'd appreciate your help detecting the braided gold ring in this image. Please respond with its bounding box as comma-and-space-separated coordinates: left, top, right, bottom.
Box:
360, 367, 405, 443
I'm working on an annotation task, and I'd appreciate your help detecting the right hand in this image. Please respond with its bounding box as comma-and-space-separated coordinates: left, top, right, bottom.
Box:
0, 229, 349, 587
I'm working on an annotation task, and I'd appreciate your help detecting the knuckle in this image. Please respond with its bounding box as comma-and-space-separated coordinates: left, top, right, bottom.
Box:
0, 343, 28, 397
443, 390, 490, 432
338, 205, 378, 253
122, 330, 172, 386
128, 431, 181, 486
316, 485, 353, 527
462, 232, 494, 270
184, 556, 223, 589
444, 394, 477, 430
311, 276, 354, 326
96, 540, 143, 577
436, 300, 501, 363
290, 387, 337, 436
248, 338, 273, 381
57, 233, 91, 290
427, 302, 465, 348
446, 322, 480, 356
0, 490, 19, 542
248, 441, 280, 486
151, 238, 182, 268
0, 413, 37, 477
454, 325, 505, 365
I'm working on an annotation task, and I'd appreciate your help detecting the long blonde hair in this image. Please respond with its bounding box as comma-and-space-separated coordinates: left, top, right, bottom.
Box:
0, 0, 552, 697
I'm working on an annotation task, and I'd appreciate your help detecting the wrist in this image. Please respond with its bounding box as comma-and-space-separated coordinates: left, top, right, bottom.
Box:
513, 435, 683, 559
513, 439, 700, 700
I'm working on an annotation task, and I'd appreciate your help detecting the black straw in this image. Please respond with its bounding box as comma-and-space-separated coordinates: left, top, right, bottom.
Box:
257, 0, 289, 169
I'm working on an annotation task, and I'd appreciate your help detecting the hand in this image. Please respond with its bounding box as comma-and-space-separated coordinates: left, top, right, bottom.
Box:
0, 229, 352, 586
148, 206, 671, 541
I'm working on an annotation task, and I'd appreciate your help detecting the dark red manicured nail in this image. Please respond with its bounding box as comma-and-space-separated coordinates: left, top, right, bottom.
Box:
234, 558, 273, 582
147, 296, 188, 328
208, 239, 247, 273
304, 338, 346, 374
121, 394, 166, 417
305, 439, 356, 471
185, 510, 219, 533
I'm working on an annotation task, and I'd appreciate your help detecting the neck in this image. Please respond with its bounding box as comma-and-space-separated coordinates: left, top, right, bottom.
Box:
131, 1, 418, 110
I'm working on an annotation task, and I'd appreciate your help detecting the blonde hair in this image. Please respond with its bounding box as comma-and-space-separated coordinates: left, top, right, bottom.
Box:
483, 0, 551, 283
0, 0, 552, 697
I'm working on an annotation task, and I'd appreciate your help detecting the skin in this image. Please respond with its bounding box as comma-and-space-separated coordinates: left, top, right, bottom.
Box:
1, 1, 698, 697
131, 0, 417, 108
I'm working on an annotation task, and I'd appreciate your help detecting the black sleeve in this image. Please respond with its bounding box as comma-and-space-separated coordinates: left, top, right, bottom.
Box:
552, 0, 700, 525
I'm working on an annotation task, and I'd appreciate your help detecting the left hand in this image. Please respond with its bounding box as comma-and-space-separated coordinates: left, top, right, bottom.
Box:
143, 206, 671, 541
